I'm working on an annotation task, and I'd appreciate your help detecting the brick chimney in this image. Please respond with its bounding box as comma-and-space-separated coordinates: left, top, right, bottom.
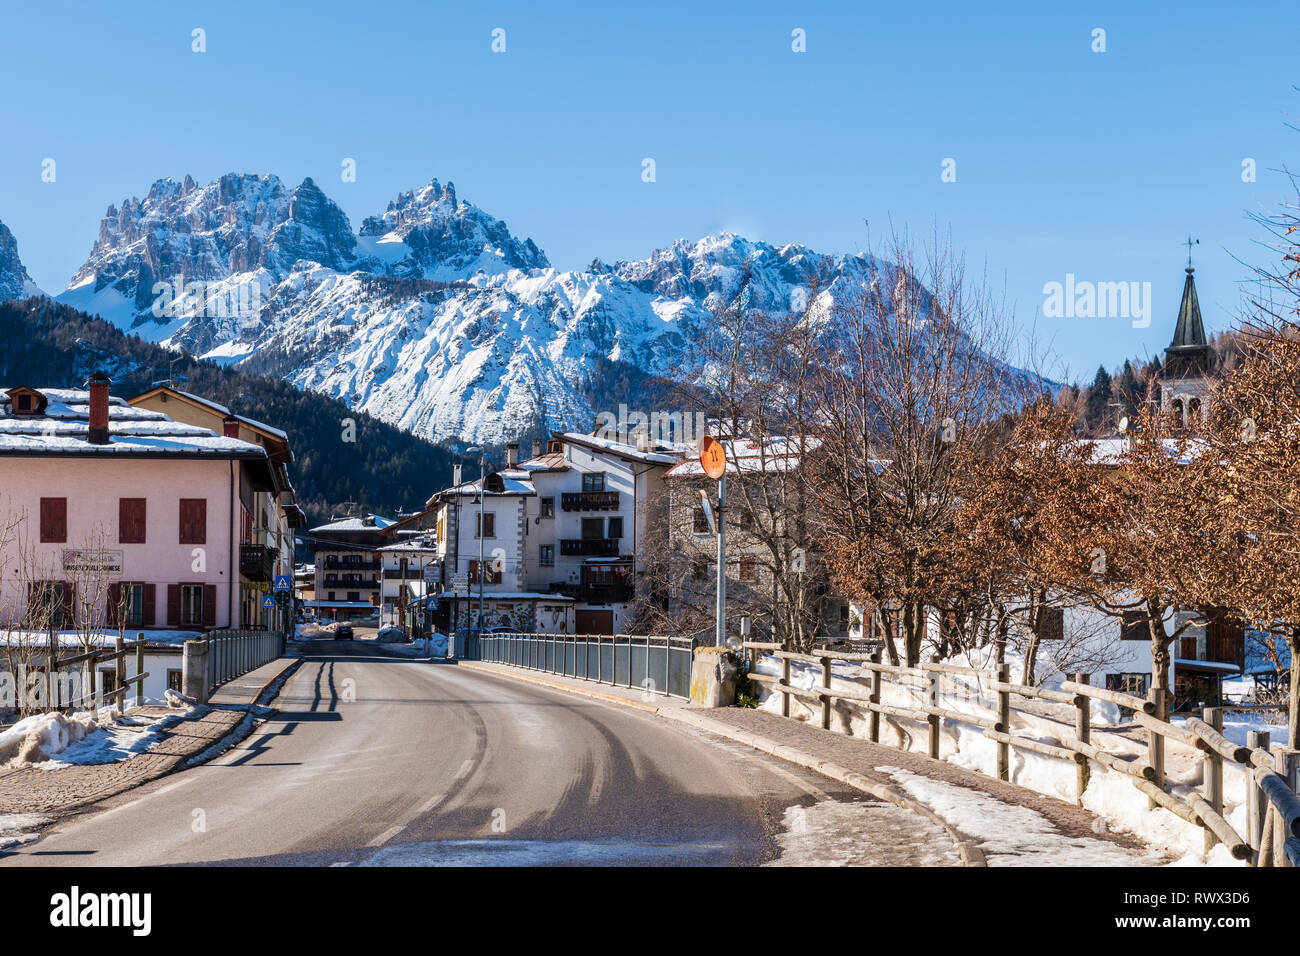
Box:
531, 438, 543, 458
506, 442, 519, 467
222, 416, 240, 439
86, 372, 110, 445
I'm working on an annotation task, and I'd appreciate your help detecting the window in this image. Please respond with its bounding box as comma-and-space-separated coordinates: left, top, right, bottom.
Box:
739, 557, 757, 582
179, 498, 207, 544
121, 583, 144, 627
469, 560, 502, 585
540, 497, 554, 518
119, 498, 146, 544
539, 545, 554, 566
1106, 673, 1149, 697
476, 512, 495, 538
167, 669, 183, 693
736, 508, 755, 532
693, 506, 709, 534
99, 669, 118, 696
582, 472, 605, 492
581, 518, 605, 540
347, 591, 361, 602
1039, 607, 1064, 642
39, 497, 67, 543
692, 559, 708, 581
839, 604, 851, 632
327, 591, 336, 601
1120, 610, 1147, 641
607, 517, 624, 539
15, 393, 32, 413
34, 581, 68, 629
180, 585, 204, 626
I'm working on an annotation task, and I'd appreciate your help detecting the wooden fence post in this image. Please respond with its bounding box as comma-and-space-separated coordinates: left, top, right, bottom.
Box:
996, 662, 1010, 781
781, 655, 790, 718
1146, 685, 1165, 809
927, 670, 941, 758
820, 655, 832, 730
1247, 729, 1271, 863
1271, 744, 1299, 868
114, 636, 126, 706
868, 650, 882, 744
135, 640, 145, 709
1203, 706, 1224, 855
1074, 673, 1091, 806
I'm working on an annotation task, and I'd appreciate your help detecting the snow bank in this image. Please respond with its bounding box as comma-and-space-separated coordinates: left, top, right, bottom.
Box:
0, 702, 205, 768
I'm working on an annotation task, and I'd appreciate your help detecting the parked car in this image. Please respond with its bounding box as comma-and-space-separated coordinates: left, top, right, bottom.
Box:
335, 624, 354, 641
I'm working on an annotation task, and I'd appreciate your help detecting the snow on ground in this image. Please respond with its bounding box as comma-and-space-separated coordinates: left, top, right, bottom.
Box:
752, 653, 1283, 864
0, 703, 205, 769
0, 813, 52, 848
882, 767, 1162, 866
767, 798, 962, 867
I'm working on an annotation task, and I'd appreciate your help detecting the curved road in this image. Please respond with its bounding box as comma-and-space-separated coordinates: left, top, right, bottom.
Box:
0, 640, 959, 866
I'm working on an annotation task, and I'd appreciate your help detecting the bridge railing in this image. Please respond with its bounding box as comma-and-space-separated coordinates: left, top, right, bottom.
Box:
473, 632, 700, 700
206, 628, 283, 692
745, 642, 1300, 867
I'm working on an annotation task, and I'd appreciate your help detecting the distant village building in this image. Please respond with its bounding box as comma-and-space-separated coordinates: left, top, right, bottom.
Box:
305, 513, 393, 621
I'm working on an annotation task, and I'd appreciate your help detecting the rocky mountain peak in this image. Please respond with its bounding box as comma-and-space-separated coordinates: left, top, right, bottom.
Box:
0, 219, 41, 301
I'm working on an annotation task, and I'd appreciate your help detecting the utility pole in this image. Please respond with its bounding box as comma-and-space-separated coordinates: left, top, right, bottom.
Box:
715, 471, 726, 648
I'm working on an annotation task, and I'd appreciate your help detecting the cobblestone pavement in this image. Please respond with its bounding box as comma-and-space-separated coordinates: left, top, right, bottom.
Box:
0, 706, 244, 815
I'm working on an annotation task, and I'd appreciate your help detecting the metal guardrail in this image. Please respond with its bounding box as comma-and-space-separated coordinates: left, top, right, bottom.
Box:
206, 628, 283, 692
472, 632, 700, 699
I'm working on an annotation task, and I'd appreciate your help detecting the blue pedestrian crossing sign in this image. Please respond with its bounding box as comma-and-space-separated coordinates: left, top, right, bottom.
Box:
273, 574, 292, 592
262, 595, 276, 608
425, 597, 438, 610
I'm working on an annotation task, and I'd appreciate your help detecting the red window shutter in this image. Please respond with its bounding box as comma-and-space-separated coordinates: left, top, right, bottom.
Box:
203, 585, 217, 628
180, 499, 207, 544
40, 497, 67, 543
106, 583, 122, 627
119, 498, 146, 544
243, 510, 253, 544
167, 585, 181, 626
142, 583, 156, 626
61, 582, 74, 628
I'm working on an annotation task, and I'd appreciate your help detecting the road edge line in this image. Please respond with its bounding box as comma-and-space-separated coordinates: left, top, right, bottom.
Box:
453, 660, 986, 867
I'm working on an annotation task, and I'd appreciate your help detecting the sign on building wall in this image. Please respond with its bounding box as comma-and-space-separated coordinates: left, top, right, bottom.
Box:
61, 550, 123, 574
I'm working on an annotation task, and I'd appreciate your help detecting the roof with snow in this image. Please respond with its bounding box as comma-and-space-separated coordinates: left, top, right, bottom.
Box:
309, 513, 395, 533
559, 431, 686, 466
0, 386, 270, 460
665, 436, 823, 477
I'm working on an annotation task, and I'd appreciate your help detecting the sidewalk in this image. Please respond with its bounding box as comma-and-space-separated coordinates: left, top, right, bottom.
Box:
0, 656, 299, 816
456, 660, 1162, 865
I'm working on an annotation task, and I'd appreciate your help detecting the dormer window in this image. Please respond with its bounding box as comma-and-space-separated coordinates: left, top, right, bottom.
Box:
6, 386, 47, 417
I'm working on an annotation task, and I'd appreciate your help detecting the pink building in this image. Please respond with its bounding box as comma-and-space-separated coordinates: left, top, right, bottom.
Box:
0, 375, 275, 635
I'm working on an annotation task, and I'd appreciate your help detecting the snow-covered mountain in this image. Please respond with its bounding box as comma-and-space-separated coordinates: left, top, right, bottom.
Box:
52, 173, 892, 444
0, 219, 43, 301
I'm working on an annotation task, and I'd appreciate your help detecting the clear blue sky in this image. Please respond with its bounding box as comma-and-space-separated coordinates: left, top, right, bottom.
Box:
1, 0, 1296, 381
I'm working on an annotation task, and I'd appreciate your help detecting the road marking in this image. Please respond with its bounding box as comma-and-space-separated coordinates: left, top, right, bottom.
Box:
150, 777, 197, 798
416, 792, 446, 815
366, 824, 405, 847
456, 758, 474, 779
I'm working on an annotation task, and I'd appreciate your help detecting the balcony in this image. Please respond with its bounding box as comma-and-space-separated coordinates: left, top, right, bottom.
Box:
561, 491, 620, 512
382, 568, 426, 580
560, 538, 620, 557
322, 575, 380, 589
323, 556, 381, 571
552, 581, 635, 604
239, 544, 276, 581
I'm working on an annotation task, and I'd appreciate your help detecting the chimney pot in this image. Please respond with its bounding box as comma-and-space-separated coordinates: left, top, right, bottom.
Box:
87, 372, 111, 445
222, 416, 240, 439
531, 438, 543, 459
506, 442, 519, 467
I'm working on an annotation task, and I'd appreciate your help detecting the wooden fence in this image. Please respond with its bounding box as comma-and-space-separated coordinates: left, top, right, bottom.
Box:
743, 641, 1300, 867
48, 635, 150, 712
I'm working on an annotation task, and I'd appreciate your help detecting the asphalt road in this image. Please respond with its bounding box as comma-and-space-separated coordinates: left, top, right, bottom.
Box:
0, 640, 960, 866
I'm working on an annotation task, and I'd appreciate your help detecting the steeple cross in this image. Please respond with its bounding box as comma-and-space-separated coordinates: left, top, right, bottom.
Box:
1184, 235, 1199, 269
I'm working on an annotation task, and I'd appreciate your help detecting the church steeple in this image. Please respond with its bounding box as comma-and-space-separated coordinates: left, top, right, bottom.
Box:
1164, 242, 1209, 378
1160, 240, 1213, 425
